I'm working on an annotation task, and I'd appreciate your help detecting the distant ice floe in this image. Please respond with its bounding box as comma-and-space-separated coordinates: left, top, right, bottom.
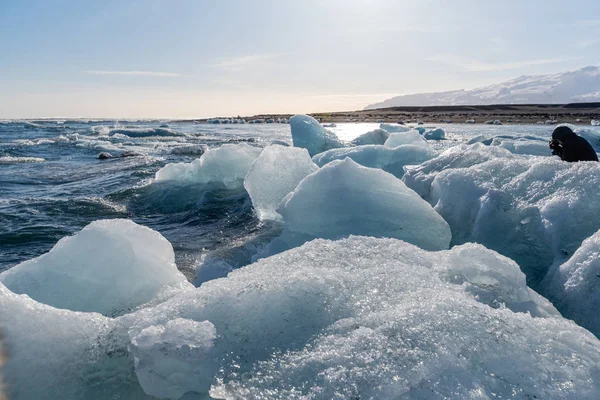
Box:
379, 123, 410, 133
350, 128, 390, 145
289, 114, 346, 156
312, 144, 436, 178
423, 127, 446, 140
169, 144, 208, 156
591, 119, 599, 126
384, 129, 430, 148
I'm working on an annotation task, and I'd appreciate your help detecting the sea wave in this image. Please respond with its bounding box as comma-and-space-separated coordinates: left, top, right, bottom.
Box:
0, 156, 45, 164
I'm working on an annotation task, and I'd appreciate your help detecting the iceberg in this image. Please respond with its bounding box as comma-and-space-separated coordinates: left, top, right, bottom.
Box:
423, 127, 446, 140
379, 123, 410, 133
129, 318, 217, 399
312, 144, 436, 178
289, 114, 345, 156
545, 229, 600, 336
267, 158, 451, 253
244, 145, 319, 221
404, 145, 600, 288
154, 143, 262, 189
350, 128, 390, 145
3, 235, 600, 399
384, 129, 430, 148
0, 219, 192, 317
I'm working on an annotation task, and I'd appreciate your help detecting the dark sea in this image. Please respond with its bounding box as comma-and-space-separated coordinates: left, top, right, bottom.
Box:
0, 120, 293, 278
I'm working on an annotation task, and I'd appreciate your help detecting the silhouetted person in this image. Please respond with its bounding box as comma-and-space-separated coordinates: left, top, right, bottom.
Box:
549, 126, 598, 162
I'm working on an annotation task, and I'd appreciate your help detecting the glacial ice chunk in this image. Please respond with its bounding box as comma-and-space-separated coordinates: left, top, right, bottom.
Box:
289, 114, 345, 156
155, 143, 262, 189
129, 318, 217, 399
0, 283, 148, 399
270, 158, 451, 252
379, 123, 410, 133
423, 127, 446, 140
244, 145, 319, 220
384, 129, 430, 148
3, 237, 600, 399
203, 237, 599, 399
0, 219, 192, 316
350, 128, 390, 145
312, 144, 436, 178
404, 145, 600, 288
545, 229, 600, 336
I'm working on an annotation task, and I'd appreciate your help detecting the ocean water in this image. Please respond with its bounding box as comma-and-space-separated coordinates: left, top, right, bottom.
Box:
0, 120, 555, 276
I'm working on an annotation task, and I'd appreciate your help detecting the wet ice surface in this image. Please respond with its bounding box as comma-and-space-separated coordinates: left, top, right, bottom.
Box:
2, 118, 600, 399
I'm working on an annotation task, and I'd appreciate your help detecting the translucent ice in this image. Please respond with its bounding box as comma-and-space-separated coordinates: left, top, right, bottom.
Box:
545, 229, 600, 336
3, 236, 600, 399
384, 129, 430, 148
154, 143, 262, 188
312, 144, 436, 178
244, 145, 318, 220
423, 127, 446, 140
350, 128, 390, 145
0, 283, 146, 399
0, 219, 192, 317
379, 123, 411, 133
404, 144, 600, 288
204, 237, 597, 399
270, 158, 451, 252
289, 114, 345, 156
129, 318, 217, 399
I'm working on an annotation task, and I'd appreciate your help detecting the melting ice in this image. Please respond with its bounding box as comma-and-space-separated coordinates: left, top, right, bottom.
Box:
2, 115, 600, 399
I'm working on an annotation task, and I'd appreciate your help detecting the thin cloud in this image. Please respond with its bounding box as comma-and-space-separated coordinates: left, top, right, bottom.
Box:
87, 70, 182, 77
426, 55, 574, 72
211, 54, 284, 70
576, 39, 600, 50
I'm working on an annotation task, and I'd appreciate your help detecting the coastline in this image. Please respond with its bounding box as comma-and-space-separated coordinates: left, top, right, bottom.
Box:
185, 103, 600, 125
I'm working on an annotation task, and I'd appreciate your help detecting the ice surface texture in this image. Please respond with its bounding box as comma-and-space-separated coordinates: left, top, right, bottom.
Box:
289, 114, 345, 156
384, 129, 430, 148
0, 219, 192, 317
404, 143, 600, 289
545, 229, 600, 336
423, 127, 446, 140
244, 145, 318, 221
312, 144, 436, 178
265, 158, 451, 254
350, 128, 390, 145
154, 143, 262, 188
4, 236, 600, 400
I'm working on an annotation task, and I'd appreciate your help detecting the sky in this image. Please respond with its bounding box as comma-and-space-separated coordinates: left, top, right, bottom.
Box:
1, 0, 599, 118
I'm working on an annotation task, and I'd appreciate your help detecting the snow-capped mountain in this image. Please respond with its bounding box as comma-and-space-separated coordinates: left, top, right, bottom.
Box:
365, 66, 600, 109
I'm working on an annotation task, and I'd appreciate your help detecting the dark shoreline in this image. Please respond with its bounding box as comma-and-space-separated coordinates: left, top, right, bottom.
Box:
186, 103, 600, 125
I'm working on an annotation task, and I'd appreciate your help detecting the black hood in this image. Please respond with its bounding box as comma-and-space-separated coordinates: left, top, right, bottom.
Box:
552, 126, 577, 142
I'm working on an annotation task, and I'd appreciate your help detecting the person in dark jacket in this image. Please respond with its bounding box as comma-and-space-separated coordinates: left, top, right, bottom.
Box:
549, 126, 598, 162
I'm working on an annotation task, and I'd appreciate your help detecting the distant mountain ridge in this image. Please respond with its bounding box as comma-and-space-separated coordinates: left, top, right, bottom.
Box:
365, 66, 600, 110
